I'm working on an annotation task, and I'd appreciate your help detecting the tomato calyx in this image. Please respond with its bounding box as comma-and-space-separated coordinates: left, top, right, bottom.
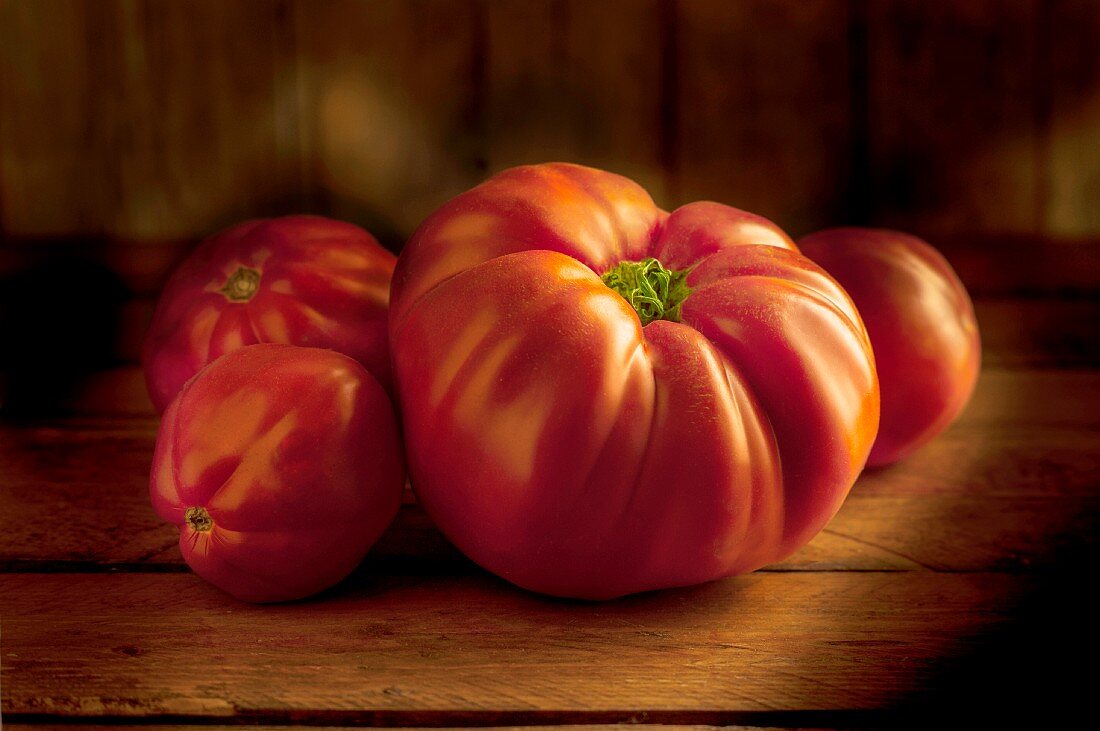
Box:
601, 257, 692, 326
219, 266, 261, 302
184, 506, 214, 533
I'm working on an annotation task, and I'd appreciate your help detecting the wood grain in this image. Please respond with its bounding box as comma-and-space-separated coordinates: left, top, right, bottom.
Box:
2, 727, 769, 731
3, 369, 1096, 574
865, 0, 1040, 235
0, 571, 1029, 722
674, 0, 852, 233
294, 0, 482, 241
0, 0, 100, 235
1045, 0, 1100, 236
976, 297, 1100, 367
0, 0, 300, 240
483, 0, 667, 202
5, 1, 1100, 249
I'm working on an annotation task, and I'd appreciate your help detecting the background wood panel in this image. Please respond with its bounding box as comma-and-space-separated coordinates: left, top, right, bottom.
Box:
294, 0, 482, 241
1046, 0, 1100, 235
3, 0, 1099, 257
0, 0, 100, 235
0, 0, 298, 241
865, 0, 1041, 236
484, 0, 667, 201
675, 0, 853, 233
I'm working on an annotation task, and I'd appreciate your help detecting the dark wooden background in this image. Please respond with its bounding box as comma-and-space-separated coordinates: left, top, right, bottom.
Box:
2, 0, 1099, 413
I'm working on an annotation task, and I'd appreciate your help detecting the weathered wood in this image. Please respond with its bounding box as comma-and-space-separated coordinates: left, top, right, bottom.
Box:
3, 369, 1097, 574
929, 234, 1100, 297
0, 0, 100, 235
0, 0, 300, 240
293, 0, 482, 241
6, 0, 1100, 254
3, 471, 1095, 574
0, 571, 1029, 721
976, 298, 1100, 368
674, 0, 853, 233
2, 727, 767, 731
957, 369, 1100, 428
482, 0, 667, 202
1045, 0, 1100, 236
865, 0, 1040, 235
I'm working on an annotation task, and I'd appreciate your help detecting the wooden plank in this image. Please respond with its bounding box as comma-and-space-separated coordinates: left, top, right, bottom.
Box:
865, 0, 1040, 236
2, 463, 1094, 574
483, 0, 666, 202
675, 0, 853, 232
976, 298, 1100, 368
95, 0, 300, 240
956, 370, 1100, 428
0, 571, 1029, 721
1045, 0, 1100, 236
926, 234, 1100, 297
293, 0, 482, 243
1, 0, 300, 241
0, 0, 100, 234
2, 727, 764, 731
3, 369, 1097, 573
804, 493, 1099, 571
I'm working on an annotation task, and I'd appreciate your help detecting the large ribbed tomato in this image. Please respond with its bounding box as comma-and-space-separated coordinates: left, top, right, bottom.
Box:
143, 215, 394, 413
390, 163, 879, 599
150, 344, 404, 603
798, 228, 980, 467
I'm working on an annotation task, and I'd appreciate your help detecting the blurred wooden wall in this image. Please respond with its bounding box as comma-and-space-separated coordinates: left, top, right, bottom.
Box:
1, 0, 1099, 373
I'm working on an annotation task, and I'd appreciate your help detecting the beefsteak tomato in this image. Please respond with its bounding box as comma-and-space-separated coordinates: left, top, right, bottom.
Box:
150, 343, 404, 603
798, 228, 980, 467
143, 215, 394, 413
390, 163, 879, 599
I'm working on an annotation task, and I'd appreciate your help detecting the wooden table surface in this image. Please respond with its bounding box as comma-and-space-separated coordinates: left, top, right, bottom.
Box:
2, 297, 1098, 729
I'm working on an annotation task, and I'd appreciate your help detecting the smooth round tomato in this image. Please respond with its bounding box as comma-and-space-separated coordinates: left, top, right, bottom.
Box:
149, 343, 404, 603
390, 163, 879, 599
143, 215, 394, 413
798, 228, 980, 467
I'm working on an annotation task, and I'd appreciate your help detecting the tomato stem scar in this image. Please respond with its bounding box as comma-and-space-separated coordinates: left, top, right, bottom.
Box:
219, 266, 261, 302
601, 257, 692, 326
184, 506, 214, 532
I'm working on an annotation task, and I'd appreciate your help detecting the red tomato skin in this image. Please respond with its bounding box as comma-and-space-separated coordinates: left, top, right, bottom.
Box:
798, 228, 980, 467
391, 163, 879, 599
143, 215, 395, 413
149, 344, 404, 603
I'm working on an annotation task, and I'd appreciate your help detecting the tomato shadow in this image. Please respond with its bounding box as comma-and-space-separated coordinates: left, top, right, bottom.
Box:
0, 247, 129, 416
885, 529, 1097, 726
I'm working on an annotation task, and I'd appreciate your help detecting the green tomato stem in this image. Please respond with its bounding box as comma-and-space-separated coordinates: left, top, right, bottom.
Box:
601, 257, 692, 326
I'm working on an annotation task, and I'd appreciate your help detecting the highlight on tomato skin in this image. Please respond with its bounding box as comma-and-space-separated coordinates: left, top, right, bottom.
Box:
142, 215, 395, 414
389, 162, 881, 600
149, 343, 406, 603
798, 228, 981, 468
